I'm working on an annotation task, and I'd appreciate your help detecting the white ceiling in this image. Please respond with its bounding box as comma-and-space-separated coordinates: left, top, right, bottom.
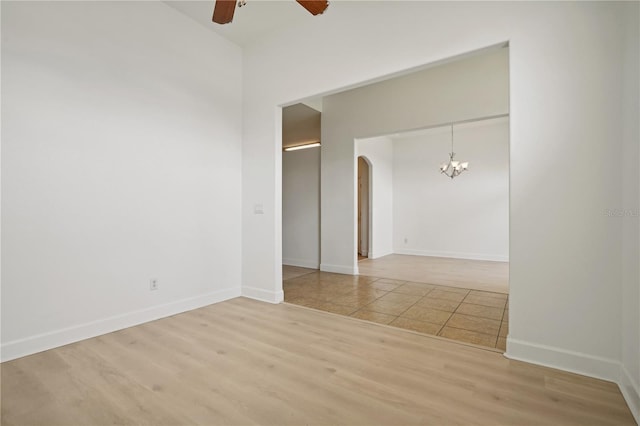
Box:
164, 1, 322, 47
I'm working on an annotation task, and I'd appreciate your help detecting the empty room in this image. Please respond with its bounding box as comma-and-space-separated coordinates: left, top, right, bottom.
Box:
282, 48, 511, 351
2, 1, 639, 425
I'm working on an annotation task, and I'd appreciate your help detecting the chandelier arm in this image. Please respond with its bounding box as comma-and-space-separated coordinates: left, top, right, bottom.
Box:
451, 125, 454, 152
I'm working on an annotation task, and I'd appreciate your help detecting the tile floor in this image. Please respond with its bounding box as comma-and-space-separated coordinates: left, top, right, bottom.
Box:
283, 270, 508, 351
357, 254, 509, 293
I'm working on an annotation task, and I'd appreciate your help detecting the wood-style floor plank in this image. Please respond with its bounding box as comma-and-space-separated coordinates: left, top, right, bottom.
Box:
1, 297, 634, 425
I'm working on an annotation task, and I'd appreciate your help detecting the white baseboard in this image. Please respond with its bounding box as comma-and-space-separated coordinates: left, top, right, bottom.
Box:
241, 286, 283, 303
1, 287, 241, 362
506, 337, 639, 423
282, 257, 320, 269
369, 250, 393, 260
620, 364, 640, 424
320, 263, 358, 275
505, 337, 621, 383
394, 248, 508, 262
360, 250, 368, 256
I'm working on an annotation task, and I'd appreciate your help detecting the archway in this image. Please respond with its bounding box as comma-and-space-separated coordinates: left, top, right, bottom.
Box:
357, 156, 372, 260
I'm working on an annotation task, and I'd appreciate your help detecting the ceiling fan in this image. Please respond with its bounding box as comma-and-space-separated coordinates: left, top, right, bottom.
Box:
212, 0, 329, 25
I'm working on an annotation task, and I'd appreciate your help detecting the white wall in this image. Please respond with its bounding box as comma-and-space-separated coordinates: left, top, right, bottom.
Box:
1, 2, 243, 361
241, 1, 637, 414
620, 1, 640, 418
392, 119, 509, 261
356, 137, 394, 260
321, 48, 508, 274
282, 147, 320, 268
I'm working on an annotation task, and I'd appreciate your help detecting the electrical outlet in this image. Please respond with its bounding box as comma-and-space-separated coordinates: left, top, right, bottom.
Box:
150, 279, 158, 291
404, 237, 408, 244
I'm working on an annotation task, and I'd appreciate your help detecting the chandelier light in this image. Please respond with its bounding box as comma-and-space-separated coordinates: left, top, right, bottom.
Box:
440, 125, 469, 179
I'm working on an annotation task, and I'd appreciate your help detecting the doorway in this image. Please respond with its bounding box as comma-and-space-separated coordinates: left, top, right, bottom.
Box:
357, 156, 370, 260
281, 45, 510, 352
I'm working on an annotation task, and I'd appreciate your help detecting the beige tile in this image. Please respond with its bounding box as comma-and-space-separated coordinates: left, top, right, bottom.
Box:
392, 282, 434, 296
285, 284, 317, 294
431, 285, 470, 295
287, 282, 320, 291
369, 281, 403, 291
414, 297, 461, 312
351, 275, 378, 284
282, 284, 306, 291
350, 309, 396, 325
428, 290, 467, 303
315, 282, 353, 292
284, 292, 304, 302
290, 274, 322, 284
496, 336, 507, 351
329, 293, 379, 307
401, 305, 452, 326
356, 255, 509, 293
346, 288, 389, 299
469, 290, 508, 300
282, 283, 315, 292
302, 301, 358, 316
377, 292, 420, 305
318, 303, 359, 316
282, 265, 317, 280
305, 291, 341, 302
302, 275, 328, 289
334, 276, 376, 287
282, 283, 304, 293
326, 272, 355, 281
283, 267, 509, 352
356, 275, 381, 283
499, 321, 509, 337
462, 294, 507, 308
286, 297, 322, 307
364, 300, 414, 316
375, 278, 406, 285
390, 317, 442, 335
446, 313, 501, 335
439, 327, 498, 348
405, 281, 436, 287
296, 298, 328, 310
455, 303, 504, 321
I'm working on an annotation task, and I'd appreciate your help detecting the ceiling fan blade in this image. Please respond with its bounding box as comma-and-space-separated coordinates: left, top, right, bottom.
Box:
296, 0, 329, 16
212, 0, 236, 24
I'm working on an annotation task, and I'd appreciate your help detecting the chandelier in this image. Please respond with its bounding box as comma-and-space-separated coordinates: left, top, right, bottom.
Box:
440, 125, 469, 179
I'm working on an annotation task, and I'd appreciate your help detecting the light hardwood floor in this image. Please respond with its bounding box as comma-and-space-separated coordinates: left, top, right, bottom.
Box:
358, 254, 509, 294
2, 297, 634, 425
